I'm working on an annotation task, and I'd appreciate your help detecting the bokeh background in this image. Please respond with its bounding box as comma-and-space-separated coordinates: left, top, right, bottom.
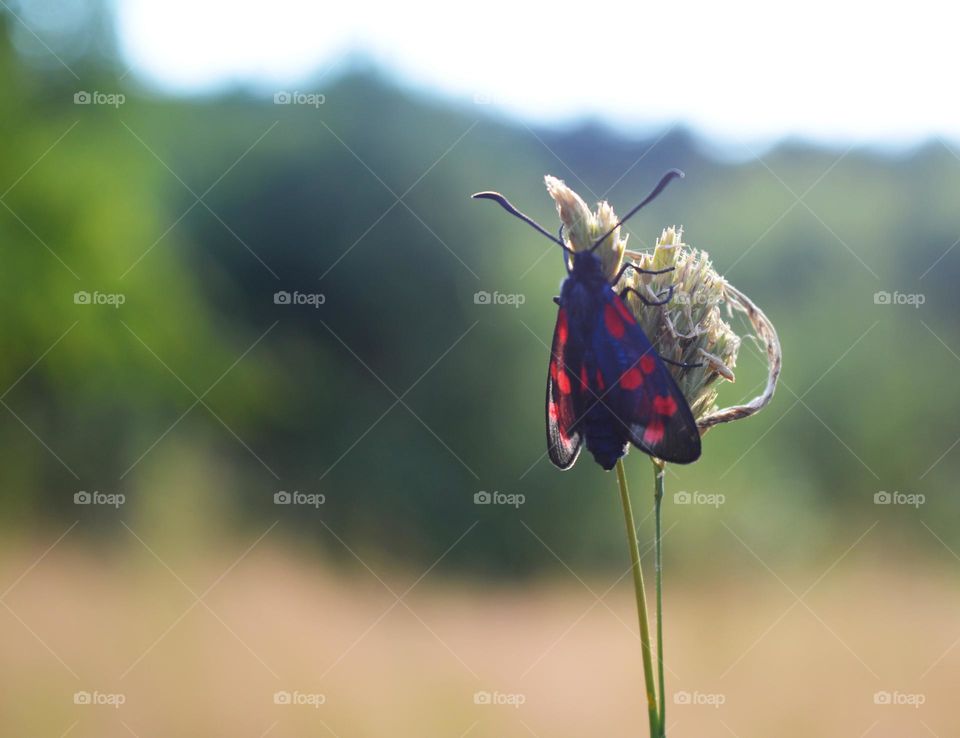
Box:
1, 2, 958, 736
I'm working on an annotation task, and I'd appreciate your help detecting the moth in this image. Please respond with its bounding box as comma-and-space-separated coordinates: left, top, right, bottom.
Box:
473, 170, 701, 470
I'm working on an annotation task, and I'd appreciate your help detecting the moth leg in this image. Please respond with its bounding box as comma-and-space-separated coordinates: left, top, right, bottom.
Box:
659, 354, 704, 369
612, 262, 675, 284
620, 284, 675, 307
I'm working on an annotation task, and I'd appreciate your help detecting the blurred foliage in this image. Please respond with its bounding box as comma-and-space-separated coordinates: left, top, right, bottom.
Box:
1, 8, 958, 576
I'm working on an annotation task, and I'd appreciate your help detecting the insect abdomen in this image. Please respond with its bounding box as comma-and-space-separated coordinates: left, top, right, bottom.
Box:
582, 401, 628, 471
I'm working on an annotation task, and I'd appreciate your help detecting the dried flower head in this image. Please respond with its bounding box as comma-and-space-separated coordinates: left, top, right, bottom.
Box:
545, 175, 626, 281
545, 176, 780, 431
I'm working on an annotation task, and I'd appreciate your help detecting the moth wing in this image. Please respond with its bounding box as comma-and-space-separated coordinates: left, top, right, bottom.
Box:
593, 290, 701, 464
546, 307, 584, 469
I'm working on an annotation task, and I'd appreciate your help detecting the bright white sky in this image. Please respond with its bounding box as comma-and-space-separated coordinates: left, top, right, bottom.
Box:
116, 0, 953, 145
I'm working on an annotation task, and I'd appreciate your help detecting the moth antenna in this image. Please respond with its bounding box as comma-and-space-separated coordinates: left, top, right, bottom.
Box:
472, 191, 574, 254
589, 169, 684, 253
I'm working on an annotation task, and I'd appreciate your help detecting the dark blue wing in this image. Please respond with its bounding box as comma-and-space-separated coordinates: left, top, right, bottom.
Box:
591, 288, 701, 464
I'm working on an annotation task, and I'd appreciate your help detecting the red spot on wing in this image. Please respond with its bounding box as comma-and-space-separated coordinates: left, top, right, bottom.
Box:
580, 365, 589, 388
614, 297, 636, 324
556, 309, 568, 344
604, 304, 625, 338
550, 358, 559, 381
653, 395, 678, 417
640, 354, 656, 375
549, 400, 572, 442
595, 369, 605, 390
620, 367, 643, 390
556, 369, 572, 395
643, 419, 665, 446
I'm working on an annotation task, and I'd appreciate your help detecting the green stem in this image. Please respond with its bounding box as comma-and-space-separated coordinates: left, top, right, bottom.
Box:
615, 458, 660, 738
653, 460, 666, 737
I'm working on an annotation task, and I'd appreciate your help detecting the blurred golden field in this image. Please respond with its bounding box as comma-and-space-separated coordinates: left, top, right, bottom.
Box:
2, 530, 956, 737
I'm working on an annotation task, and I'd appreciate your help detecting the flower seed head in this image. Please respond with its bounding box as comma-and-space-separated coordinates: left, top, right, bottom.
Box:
545, 175, 625, 280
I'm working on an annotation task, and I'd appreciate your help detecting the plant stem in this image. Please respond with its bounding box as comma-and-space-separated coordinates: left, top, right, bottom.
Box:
653, 459, 666, 737
615, 458, 660, 738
